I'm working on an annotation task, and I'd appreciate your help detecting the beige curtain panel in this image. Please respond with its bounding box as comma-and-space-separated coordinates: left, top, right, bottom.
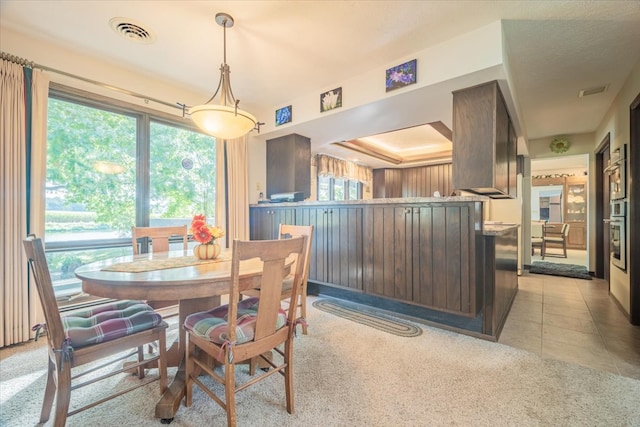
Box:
0, 60, 48, 347
216, 136, 250, 246
314, 154, 372, 183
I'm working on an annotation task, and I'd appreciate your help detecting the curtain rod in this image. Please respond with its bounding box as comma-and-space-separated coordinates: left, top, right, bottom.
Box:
1, 50, 181, 111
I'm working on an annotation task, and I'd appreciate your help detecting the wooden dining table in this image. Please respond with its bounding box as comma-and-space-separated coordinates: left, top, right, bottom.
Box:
74, 249, 281, 422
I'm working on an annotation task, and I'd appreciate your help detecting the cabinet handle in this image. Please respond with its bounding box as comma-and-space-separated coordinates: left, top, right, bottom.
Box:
404, 208, 411, 214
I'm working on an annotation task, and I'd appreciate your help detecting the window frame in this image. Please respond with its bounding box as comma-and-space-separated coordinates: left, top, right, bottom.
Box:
44, 84, 214, 307
317, 175, 363, 201
46, 83, 205, 253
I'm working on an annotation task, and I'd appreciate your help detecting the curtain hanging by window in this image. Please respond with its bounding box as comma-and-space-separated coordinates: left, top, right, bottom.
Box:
313, 154, 372, 183
1, 58, 49, 347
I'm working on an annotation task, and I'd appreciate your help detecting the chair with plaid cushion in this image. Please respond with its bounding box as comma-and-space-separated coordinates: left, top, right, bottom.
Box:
23, 235, 168, 427
184, 236, 308, 427
242, 224, 314, 335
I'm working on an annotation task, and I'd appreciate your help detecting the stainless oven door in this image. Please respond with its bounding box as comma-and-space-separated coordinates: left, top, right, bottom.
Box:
610, 217, 626, 271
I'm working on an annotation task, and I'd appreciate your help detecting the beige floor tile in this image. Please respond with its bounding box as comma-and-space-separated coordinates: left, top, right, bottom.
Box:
543, 324, 606, 349
542, 339, 618, 374
543, 302, 591, 320
543, 312, 599, 335
499, 330, 542, 355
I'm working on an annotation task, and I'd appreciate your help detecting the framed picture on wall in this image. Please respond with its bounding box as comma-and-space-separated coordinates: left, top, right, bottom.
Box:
275, 105, 292, 126
386, 59, 417, 92
320, 87, 342, 112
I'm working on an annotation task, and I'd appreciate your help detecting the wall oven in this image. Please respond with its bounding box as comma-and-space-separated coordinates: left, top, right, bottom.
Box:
610, 201, 626, 271
605, 144, 626, 201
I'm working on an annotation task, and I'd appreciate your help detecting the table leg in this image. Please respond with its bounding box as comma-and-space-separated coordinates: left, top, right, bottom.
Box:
155, 296, 220, 421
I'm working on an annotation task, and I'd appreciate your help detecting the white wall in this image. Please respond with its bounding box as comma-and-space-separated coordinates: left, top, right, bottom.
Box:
593, 58, 640, 315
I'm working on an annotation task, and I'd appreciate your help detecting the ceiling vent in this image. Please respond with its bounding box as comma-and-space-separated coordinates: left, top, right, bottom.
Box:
578, 85, 608, 98
109, 18, 155, 43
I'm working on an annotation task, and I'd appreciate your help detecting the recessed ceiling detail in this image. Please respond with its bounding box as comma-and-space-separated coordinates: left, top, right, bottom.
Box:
332, 122, 453, 167
109, 17, 155, 44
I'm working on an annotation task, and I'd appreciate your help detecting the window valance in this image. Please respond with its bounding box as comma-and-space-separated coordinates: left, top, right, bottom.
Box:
313, 154, 372, 183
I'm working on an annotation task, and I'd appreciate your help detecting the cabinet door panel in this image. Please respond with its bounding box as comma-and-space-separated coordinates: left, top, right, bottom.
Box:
431, 206, 448, 308
296, 207, 326, 282
413, 207, 434, 306
327, 207, 363, 290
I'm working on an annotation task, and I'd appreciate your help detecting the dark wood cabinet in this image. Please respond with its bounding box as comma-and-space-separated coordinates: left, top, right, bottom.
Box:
373, 163, 452, 198
250, 200, 517, 340
249, 207, 295, 240
364, 203, 480, 315
296, 206, 363, 291
452, 80, 516, 198
266, 134, 311, 199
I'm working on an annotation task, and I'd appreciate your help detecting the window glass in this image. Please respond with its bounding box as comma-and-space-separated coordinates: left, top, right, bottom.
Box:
318, 176, 331, 201
149, 121, 217, 226
348, 180, 360, 200
333, 178, 346, 201
46, 98, 136, 243
45, 95, 217, 305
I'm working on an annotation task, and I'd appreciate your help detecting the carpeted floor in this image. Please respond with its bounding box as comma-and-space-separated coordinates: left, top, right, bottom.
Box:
2, 296, 639, 426
530, 261, 592, 280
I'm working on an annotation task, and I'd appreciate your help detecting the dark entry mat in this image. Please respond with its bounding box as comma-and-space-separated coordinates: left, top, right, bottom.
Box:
530, 261, 592, 280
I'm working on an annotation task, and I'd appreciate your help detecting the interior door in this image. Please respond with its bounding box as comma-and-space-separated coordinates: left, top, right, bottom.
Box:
595, 135, 610, 281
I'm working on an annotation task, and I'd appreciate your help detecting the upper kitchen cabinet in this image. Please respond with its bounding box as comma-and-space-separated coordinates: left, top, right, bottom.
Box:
452, 81, 517, 198
266, 134, 311, 199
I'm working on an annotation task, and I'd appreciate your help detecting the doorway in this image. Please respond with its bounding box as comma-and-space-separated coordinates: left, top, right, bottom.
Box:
530, 154, 589, 268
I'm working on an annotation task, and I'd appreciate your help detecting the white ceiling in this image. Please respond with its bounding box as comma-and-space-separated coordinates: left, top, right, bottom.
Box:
1, 1, 639, 169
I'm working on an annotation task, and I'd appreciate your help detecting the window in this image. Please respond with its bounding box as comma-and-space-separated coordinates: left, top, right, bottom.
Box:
45, 89, 216, 306
317, 176, 362, 201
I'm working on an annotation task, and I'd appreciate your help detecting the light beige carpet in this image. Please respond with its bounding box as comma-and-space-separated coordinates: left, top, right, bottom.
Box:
2, 296, 640, 426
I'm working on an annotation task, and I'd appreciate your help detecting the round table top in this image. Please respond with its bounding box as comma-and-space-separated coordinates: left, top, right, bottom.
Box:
75, 249, 266, 301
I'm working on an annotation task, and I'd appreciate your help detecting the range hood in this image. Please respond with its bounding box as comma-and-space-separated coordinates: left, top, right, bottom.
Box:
451, 81, 517, 199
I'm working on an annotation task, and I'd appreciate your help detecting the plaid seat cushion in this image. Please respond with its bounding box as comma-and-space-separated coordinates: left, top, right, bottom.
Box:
61, 300, 163, 348
184, 297, 287, 345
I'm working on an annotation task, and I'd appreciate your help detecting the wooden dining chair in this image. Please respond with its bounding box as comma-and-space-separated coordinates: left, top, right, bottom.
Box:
184, 236, 308, 427
531, 220, 545, 255
132, 225, 188, 315
242, 224, 314, 335
542, 223, 571, 259
22, 235, 168, 427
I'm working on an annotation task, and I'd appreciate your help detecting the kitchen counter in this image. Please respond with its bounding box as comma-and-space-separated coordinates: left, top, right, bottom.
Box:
250, 197, 518, 340
483, 222, 520, 236
251, 195, 489, 207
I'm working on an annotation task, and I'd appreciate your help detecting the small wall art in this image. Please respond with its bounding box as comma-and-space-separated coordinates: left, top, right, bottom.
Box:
385, 59, 417, 92
320, 87, 342, 113
275, 105, 292, 126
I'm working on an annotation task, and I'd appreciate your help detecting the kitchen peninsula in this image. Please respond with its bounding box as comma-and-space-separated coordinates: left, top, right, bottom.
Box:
250, 196, 518, 340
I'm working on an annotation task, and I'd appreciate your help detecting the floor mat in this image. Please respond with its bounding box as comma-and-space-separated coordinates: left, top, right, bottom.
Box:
530, 261, 592, 280
312, 298, 422, 337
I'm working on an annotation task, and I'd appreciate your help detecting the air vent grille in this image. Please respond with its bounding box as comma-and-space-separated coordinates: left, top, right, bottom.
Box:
109, 18, 155, 43
579, 85, 608, 97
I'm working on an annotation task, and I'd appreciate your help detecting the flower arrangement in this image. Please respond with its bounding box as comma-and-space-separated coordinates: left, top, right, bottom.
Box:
190, 214, 224, 245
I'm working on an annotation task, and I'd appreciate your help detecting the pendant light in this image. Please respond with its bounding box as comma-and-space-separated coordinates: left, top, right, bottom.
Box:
187, 13, 260, 140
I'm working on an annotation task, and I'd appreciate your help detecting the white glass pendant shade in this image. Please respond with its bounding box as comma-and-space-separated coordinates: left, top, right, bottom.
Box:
189, 104, 257, 140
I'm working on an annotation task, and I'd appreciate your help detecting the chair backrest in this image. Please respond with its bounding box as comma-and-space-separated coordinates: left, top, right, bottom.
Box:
132, 225, 188, 254
22, 235, 66, 351
531, 220, 545, 238
227, 236, 307, 342
278, 224, 314, 287
562, 223, 571, 237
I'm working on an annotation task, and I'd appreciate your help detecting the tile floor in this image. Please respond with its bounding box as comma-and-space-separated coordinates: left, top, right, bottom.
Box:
499, 272, 640, 380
